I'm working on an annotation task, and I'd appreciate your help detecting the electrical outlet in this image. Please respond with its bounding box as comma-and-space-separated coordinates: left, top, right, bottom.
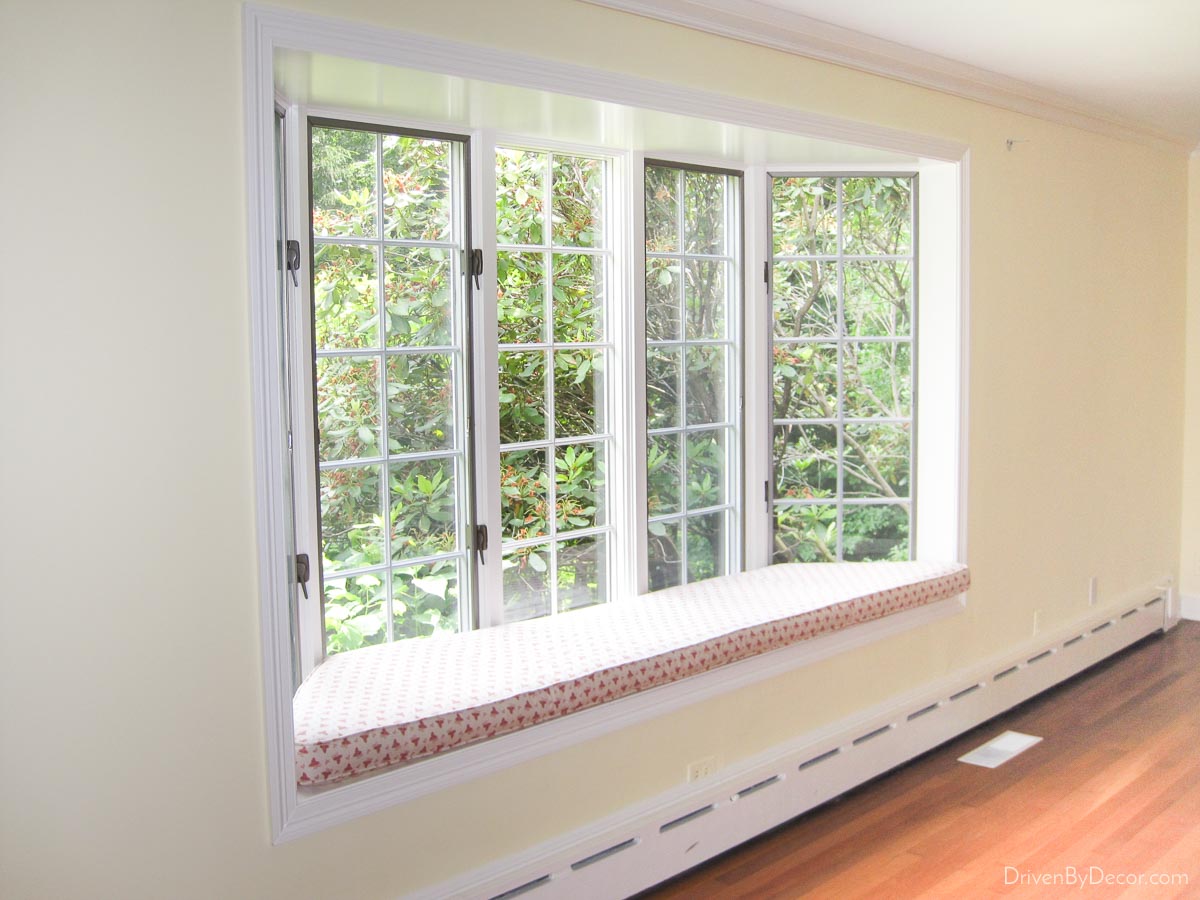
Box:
1033, 609, 1042, 635
1088, 575, 1098, 607
687, 755, 719, 782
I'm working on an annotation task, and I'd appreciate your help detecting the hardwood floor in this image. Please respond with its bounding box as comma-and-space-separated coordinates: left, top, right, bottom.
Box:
641, 621, 1200, 899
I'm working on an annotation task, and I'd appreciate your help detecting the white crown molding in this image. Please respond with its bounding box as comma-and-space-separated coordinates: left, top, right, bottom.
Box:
581, 0, 1194, 153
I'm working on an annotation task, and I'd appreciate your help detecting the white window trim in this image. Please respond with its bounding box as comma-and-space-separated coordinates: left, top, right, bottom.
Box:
243, 3, 969, 843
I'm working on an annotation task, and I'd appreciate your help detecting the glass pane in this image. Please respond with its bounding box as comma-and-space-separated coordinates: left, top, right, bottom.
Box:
552, 252, 603, 343
496, 148, 547, 246
843, 424, 910, 498
556, 442, 605, 532
773, 343, 838, 420
393, 559, 461, 639
687, 510, 727, 583
311, 126, 377, 238
683, 169, 725, 255
551, 154, 603, 248
647, 432, 683, 517
684, 259, 726, 340
772, 504, 837, 564
316, 356, 380, 462
843, 260, 911, 338
773, 260, 837, 338
384, 247, 452, 347
503, 546, 552, 623
323, 572, 386, 655
313, 243, 379, 350
686, 345, 726, 426
774, 424, 838, 500
773, 176, 836, 256
843, 504, 910, 562
320, 464, 384, 572
497, 251, 545, 344
500, 448, 550, 542
686, 429, 726, 509
646, 346, 682, 429
385, 353, 454, 453
557, 535, 606, 612
645, 165, 679, 253
842, 177, 912, 256
647, 519, 683, 591
499, 350, 547, 444
382, 134, 451, 242
646, 257, 681, 341
844, 343, 911, 419
553, 348, 603, 438
389, 457, 458, 559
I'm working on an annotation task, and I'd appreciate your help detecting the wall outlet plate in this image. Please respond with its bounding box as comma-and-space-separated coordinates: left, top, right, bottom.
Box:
687, 755, 720, 782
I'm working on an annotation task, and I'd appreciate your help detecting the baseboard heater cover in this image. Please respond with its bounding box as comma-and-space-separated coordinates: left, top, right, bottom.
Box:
412, 596, 1166, 900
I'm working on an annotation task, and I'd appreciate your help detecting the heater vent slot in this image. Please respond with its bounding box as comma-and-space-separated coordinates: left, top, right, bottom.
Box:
798, 748, 840, 770
570, 839, 637, 871
1063, 635, 1084, 648
736, 775, 781, 799
907, 702, 939, 720
660, 805, 714, 833
1121, 608, 1138, 619
994, 665, 1019, 681
950, 684, 982, 701
853, 725, 892, 746
490, 875, 551, 899
1027, 650, 1053, 664
1092, 621, 1113, 633
1145, 596, 1163, 607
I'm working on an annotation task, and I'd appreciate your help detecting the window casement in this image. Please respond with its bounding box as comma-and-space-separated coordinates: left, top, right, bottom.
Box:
768, 175, 916, 563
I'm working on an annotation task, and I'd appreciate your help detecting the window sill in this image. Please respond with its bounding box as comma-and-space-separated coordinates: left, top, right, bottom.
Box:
293, 561, 969, 789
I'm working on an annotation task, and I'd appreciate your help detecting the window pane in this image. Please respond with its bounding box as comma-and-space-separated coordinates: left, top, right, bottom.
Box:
385, 247, 452, 347
500, 448, 550, 542
844, 343, 911, 419
313, 244, 379, 350
774, 260, 837, 338
646, 346, 682, 429
648, 433, 683, 517
646, 258, 681, 341
499, 350, 547, 444
773, 177, 836, 256
687, 510, 728, 582
551, 155, 603, 248
389, 457, 458, 559
496, 148, 547, 246
382, 134, 451, 242
683, 170, 725, 255
503, 546, 552, 623
316, 357, 380, 462
684, 259, 726, 340
311, 126, 377, 238
320, 464, 384, 572
842, 177, 912, 256
324, 573, 387, 654
497, 251, 545, 344
843, 260, 911, 338
648, 519, 683, 591
773, 343, 838, 420
686, 429, 726, 509
772, 504, 837, 564
557, 535, 606, 612
843, 504, 910, 562
553, 348, 603, 439
645, 165, 679, 253
386, 353, 454, 453
686, 345, 726, 426
555, 442, 605, 532
393, 560, 460, 639
552, 252, 603, 343
774, 424, 838, 500
843, 424, 910, 498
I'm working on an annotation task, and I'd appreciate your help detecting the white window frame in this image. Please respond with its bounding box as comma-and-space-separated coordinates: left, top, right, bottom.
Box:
244, 4, 969, 843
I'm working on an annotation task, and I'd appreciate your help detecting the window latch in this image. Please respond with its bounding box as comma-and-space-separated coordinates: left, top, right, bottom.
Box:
469, 248, 483, 290
475, 524, 488, 557
295, 552, 310, 599
285, 239, 301, 288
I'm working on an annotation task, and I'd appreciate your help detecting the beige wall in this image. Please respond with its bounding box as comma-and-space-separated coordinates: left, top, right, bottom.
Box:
1181, 156, 1200, 599
0, 1, 1190, 897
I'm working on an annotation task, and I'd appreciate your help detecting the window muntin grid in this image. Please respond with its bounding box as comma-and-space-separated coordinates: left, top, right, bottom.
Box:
309, 122, 472, 654
496, 148, 613, 622
645, 163, 742, 590
769, 175, 915, 563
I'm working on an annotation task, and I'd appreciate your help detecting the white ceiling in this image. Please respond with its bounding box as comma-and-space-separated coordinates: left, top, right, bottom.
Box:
590, 0, 1200, 150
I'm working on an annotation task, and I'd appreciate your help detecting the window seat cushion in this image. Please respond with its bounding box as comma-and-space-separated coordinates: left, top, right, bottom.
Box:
293, 560, 969, 786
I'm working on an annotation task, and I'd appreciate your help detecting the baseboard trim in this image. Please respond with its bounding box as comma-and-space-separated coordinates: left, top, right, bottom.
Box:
1181, 593, 1200, 621
412, 593, 1167, 899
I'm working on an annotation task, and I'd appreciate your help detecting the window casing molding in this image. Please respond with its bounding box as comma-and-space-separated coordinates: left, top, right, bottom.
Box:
244, 3, 969, 843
